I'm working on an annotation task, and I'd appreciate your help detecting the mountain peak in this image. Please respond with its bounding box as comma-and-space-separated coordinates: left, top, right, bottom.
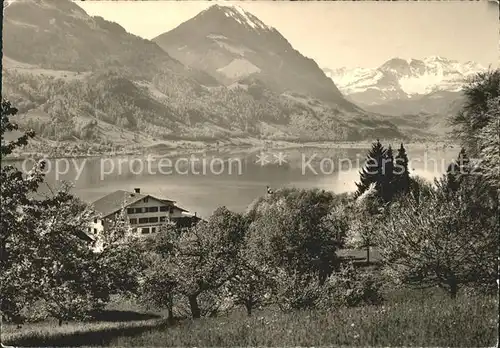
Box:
199, 4, 274, 32
153, 5, 349, 104
325, 55, 486, 103
424, 55, 450, 63
379, 57, 412, 71
220, 4, 271, 30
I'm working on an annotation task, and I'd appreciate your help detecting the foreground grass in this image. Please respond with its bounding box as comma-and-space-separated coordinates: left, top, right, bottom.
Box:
1, 317, 167, 347
109, 292, 496, 347
2, 290, 496, 347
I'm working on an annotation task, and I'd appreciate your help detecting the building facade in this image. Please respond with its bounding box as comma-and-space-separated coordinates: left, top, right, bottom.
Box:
89, 188, 199, 237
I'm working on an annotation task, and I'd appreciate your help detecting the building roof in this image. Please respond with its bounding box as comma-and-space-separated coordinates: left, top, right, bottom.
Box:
176, 206, 189, 213
75, 229, 95, 243
91, 190, 176, 218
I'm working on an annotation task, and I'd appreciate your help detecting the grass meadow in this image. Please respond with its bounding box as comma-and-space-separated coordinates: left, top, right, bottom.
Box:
107, 290, 498, 347
3, 288, 497, 347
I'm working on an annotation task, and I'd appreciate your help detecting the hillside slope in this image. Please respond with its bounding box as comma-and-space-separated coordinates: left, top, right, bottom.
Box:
154, 5, 356, 110
2, 0, 407, 146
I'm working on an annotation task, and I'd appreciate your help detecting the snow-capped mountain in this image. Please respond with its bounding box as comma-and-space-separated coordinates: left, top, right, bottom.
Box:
2, 0, 408, 144
154, 4, 355, 108
218, 5, 273, 31
324, 56, 485, 106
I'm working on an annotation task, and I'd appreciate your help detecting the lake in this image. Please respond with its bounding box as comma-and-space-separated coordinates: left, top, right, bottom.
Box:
10, 145, 459, 218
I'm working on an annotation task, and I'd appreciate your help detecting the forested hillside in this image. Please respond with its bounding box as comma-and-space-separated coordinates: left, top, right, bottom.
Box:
2, 68, 404, 143
1, 0, 407, 147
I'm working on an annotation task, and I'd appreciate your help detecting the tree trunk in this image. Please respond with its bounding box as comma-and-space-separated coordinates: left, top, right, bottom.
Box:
318, 266, 329, 286
366, 246, 370, 265
449, 278, 458, 299
58, 318, 63, 326
245, 303, 252, 317
167, 294, 174, 324
188, 294, 201, 319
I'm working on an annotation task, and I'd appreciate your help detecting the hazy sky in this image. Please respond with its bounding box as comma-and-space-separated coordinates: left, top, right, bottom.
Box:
76, 1, 499, 69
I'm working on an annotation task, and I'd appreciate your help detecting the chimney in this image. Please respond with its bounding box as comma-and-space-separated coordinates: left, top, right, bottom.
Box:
134, 188, 140, 194
194, 212, 197, 217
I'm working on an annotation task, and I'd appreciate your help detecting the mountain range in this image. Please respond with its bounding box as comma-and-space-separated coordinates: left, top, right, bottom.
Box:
324, 57, 485, 118
153, 5, 352, 109
2, 0, 462, 149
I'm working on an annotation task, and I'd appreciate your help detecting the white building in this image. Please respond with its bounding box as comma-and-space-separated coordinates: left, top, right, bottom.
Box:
88, 188, 200, 237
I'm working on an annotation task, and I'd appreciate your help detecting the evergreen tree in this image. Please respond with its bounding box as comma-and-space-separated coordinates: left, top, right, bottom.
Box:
355, 140, 387, 199
381, 145, 394, 202
456, 147, 471, 173
393, 143, 411, 196
446, 148, 471, 193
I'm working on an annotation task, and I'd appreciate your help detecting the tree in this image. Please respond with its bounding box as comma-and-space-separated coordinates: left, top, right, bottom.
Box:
450, 69, 500, 156
93, 208, 147, 302
225, 193, 348, 316
273, 262, 383, 311
445, 148, 471, 193
355, 140, 402, 202
393, 143, 411, 196
1, 100, 127, 324
140, 253, 177, 322
376, 174, 498, 298
1, 99, 44, 322
226, 237, 275, 316
26, 186, 108, 324
165, 207, 247, 319
449, 70, 500, 195
381, 145, 394, 201
355, 140, 387, 199
246, 188, 346, 286
139, 221, 181, 321
0, 176, 115, 325
316, 263, 383, 309
477, 97, 500, 192
346, 183, 384, 264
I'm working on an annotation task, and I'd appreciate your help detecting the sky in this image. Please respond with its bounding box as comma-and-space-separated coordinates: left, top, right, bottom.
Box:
76, 1, 499, 69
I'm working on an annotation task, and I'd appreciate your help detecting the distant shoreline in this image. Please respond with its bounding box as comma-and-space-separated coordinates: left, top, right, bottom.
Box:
3, 139, 459, 162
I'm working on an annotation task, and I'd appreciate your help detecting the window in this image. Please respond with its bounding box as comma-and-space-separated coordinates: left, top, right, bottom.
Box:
138, 218, 149, 224
141, 227, 149, 234
94, 228, 97, 233
94, 218, 98, 223
143, 197, 149, 203
151, 227, 156, 233
148, 217, 158, 223
146, 207, 158, 213
159, 216, 166, 223
127, 208, 135, 214
135, 208, 143, 214
169, 207, 174, 214
88, 227, 91, 232
160, 206, 168, 212
129, 218, 137, 225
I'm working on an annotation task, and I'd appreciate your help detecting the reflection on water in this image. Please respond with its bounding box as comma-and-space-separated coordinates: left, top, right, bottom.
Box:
11, 146, 459, 218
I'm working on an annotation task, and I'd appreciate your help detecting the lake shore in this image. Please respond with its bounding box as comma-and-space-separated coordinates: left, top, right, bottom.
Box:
3, 137, 459, 161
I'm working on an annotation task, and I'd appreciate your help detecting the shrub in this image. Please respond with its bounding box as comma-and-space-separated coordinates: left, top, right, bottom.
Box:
376, 172, 498, 298
318, 263, 383, 308
274, 264, 383, 311
246, 188, 346, 285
